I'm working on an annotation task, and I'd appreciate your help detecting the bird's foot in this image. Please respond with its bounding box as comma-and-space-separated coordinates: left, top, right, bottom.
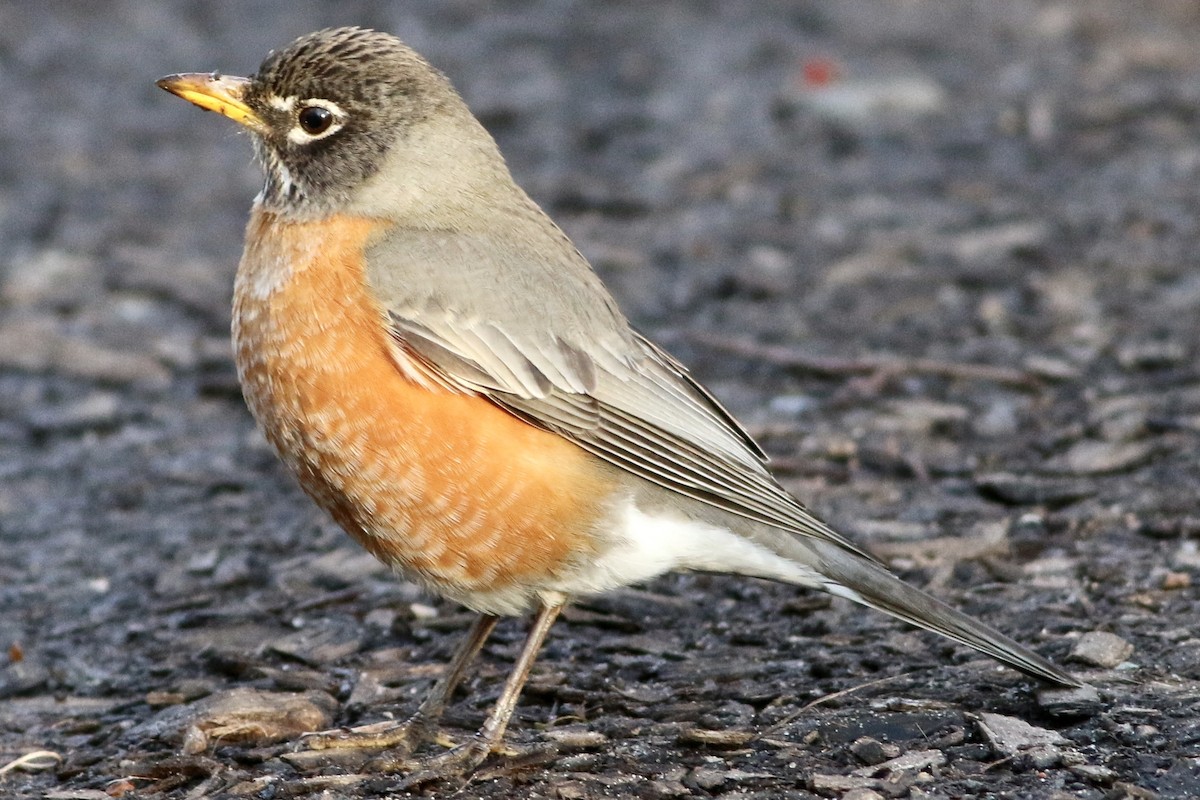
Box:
381, 736, 556, 788
299, 718, 546, 783
368, 735, 488, 783
300, 715, 447, 755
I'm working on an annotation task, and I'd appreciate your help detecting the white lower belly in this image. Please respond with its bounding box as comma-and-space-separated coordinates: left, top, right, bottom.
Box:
538, 499, 826, 602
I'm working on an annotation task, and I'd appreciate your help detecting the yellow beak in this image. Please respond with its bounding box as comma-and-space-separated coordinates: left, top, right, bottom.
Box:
156, 73, 264, 133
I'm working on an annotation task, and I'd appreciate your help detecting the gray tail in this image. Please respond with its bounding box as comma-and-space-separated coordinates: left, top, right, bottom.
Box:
805, 538, 1081, 687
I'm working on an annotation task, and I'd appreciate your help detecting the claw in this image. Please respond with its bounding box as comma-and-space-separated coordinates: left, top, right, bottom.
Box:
293, 606, 564, 785
393, 737, 491, 788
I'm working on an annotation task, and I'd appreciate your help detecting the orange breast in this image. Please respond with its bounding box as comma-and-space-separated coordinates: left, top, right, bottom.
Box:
231, 208, 615, 609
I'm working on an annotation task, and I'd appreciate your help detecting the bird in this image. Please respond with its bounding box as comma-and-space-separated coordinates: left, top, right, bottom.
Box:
157, 26, 1079, 780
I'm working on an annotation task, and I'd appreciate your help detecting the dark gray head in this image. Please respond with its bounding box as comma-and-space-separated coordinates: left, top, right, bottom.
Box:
159, 27, 473, 215
244, 28, 455, 209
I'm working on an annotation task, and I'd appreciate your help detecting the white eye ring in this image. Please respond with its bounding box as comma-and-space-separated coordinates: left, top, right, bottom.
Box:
287, 99, 345, 143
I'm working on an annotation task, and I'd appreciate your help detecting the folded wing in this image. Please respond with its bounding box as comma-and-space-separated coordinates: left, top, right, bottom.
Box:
366, 222, 869, 558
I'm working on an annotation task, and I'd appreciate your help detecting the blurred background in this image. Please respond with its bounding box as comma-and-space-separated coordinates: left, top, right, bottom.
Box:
4, 2, 1200, 797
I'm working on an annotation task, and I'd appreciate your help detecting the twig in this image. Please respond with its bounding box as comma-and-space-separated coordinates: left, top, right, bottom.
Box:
760, 673, 910, 736
0, 750, 62, 776
690, 333, 1040, 390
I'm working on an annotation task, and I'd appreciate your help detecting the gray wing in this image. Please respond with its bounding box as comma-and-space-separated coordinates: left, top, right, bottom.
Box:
365, 221, 869, 558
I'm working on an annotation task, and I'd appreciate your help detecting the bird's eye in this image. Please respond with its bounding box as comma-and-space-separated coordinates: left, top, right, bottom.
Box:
298, 105, 334, 135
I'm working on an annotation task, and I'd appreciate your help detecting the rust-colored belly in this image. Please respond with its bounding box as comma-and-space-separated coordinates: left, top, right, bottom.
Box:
231, 208, 612, 607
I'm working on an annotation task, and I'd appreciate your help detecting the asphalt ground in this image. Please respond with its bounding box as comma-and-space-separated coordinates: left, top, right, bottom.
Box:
3, 2, 1200, 797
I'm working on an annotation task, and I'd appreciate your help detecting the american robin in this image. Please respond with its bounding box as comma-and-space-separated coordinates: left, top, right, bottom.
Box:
157, 27, 1079, 779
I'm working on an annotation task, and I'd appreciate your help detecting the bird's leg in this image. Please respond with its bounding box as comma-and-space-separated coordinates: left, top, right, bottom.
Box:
385, 601, 564, 782
468, 602, 563, 752
303, 612, 500, 753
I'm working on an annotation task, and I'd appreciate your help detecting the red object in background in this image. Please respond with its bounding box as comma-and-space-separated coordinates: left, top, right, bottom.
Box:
801, 57, 841, 87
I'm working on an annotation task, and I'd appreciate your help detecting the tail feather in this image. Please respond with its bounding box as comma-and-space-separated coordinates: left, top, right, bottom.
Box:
806, 538, 1081, 687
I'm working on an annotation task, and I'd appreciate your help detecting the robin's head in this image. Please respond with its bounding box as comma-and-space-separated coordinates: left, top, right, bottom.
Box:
158, 27, 512, 217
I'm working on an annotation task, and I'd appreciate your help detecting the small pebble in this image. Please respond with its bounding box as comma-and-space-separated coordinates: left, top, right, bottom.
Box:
1070, 631, 1133, 668
975, 472, 1095, 507
552, 781, 589, 799
842, 790, 886, 800
145, 691, 187, 707
1116, 341, 1186, 369
849, 736, 900, 766
948, 221, 1048, 263
24, 392, 121, 434
809, 773, 881, 795
1061, 440, 1155, 476
1174, 540, 1200, 568
544, 727, 609, 750
977, 712, 1067, 768
785, 73, 945, 125
1162, 571, 1191, 590
688, 767, 727, 791
409, 602, 439, 620
1037, 684, 1102, 717
677, 728, 755, 749
180, 724, 207, 755
0, 317, 170, 386
973, 399, 1020, 437
128, 687, 336, 747
1023, 355, 1080, 381
852, 749, 945, 778
1070, 763, 1117, 785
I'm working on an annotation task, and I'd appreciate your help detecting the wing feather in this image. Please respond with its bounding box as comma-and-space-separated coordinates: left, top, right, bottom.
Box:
366, 223, 869, 558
